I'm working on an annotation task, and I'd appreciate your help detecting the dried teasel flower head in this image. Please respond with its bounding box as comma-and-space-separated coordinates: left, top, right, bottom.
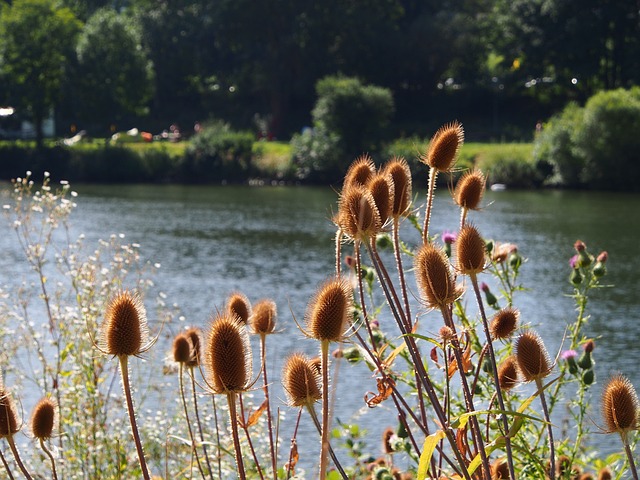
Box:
309, 356, 322, 375
0, 385, 19, 438
498, 355, 520, 391
337, 185, 382, 241
172, 333, 191, 364
382, 427, 395, 454
601, 374, 639, 436
515, 330, 552, 382
455, 224, 487, 275
367, 172, 394, 226
490, 307, 520, 340
421, 121, 464, 172
414, 242, 462, 309
306, 277, 353, 343
226, 292, 252, 324
343, 154, 376, 189
100, 290, 150, 357
492, 243, 518, 263
382, 157, 412, 218
491, 457, 510, 479
282, 353, 322, 407
205, 314, 252, 394
184, 327, 202, 367
250, 299, 277, 335
30, 396, 58, 440
597, 467, 613, 480
454, 169, 486, 211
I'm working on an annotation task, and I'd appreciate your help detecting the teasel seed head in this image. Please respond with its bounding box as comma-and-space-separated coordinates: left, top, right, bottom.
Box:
250, 299, 277, 335
382, 427, 395, 454
184, 327, 202, 367
421, 121, 464, 172
100, 290, 150, 357
306, 277, 353, 343
454, 169, 486, 210
172, 333, 191, 364
0, 386, 19, 437
490, 307, 520, 340
337, 185, 382, 241
455, 224, 487, 275
309, 356, 322, 375
282, 353, 322, 407
498, 355, 520, 391
367, 172, 394, 226
30, 396, 58, 440
226, 292, 251, 324
205, 314, 252, 394
597, 467, 612, 480
414, 242, 462, 309
344, 154, 376, 189
383, 157, 412, 218
515, 330, 552, 382
491, 457, 510, 479
601, 374, 639, 435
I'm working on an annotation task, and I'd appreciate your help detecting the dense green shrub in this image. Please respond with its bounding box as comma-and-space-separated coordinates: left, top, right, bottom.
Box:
534, 88, 640, 190
476, 150, 552, 188
184, 121, 254, 182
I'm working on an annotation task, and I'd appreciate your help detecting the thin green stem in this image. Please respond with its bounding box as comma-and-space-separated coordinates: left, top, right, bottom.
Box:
179, 364, 206, 479
260, 335, 278, 480
227, 392, 246, 480
536, 378, 555, 480
39, 439, 58, 480
189, 368, 215, 480
118, 355, 150, 480
306, 405, 348, 479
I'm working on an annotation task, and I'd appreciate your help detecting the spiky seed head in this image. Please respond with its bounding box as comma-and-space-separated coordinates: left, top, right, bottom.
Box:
454, 169, 486, 210
598, 467, 613, 480
0, 388, 19, 437
282, 353, 322, 407
414, 243, 462, 309
515, 330, 552, 382
337, 185, 382, 241
30, 396, 58, 440
439, 326, 455, 343
343, 154, 376, 189
250, 299, 277, 335
456, 224, 486, 275
101, 290, 149, 357
205, 314, 252, 394
226, 292, 251, 324
185, 327, 202, 367
367, 172, 394, 226
601, 374, 639, 435
490, 307, 520, 340
421, 121, 464, 172
382, 427, 395, 454
383, 157, 412, 218
491, 458, 510, 479
306, 277, 353, 342
172, 333, 191, 364
309, 357, 322, 375
498, 356, 520, 391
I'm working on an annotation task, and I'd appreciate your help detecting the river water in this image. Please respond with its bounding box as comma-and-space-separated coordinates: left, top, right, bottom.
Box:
1, 182, 639, 474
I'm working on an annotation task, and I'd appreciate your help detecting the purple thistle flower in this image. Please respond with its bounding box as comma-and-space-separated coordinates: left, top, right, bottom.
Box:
569, 255, 578, 269
561, 349, 578, 360
442, 230, 457, 244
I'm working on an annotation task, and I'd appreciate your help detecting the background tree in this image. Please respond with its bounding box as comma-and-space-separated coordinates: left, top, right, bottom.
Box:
74, 7, 154, 133
0, 0, 81, 147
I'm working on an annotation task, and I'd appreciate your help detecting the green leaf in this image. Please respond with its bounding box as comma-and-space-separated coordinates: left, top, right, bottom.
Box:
417, 430, 446, 480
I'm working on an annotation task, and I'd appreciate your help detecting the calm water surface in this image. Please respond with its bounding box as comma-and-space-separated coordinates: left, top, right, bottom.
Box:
2, 183, 639, 470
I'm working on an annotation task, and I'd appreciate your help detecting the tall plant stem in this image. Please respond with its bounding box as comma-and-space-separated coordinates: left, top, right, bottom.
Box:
470, 274, 516, 479
422, 167, 438, 243
260, 335, 278, 480
319, 340, 331, 479
623, 436, 639, 480
179, 364, 206, 479
238, 395, 265, 480
6, 436, 31, 480
118, 355, 151, 480
227, 392, 246, 480
39, 439, 58, 480
286, 409, 303, 480
307, 406, 348, 479
535, 378, 555, 480
354, 241, 380, 350
335, 229, 343, 275
189, 369, 216, 480
0, 449, 15, 480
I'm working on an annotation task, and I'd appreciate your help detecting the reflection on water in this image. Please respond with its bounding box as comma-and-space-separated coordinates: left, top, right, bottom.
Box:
2, 183, 639, 468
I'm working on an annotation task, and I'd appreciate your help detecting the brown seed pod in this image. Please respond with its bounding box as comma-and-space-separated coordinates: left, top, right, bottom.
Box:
490, 307, 520, 340
382, 157, 412, 218
601, 374, 639, 434
421, 121, 464, 172
455, 224, 486, 275
306, 277, 353, 343
344, 154, 376, 189
184, 327, 202, 367
172, 333, 191, 364
597, 467, 613, 480
226, 292, 251, 324
282, 353, 322, 407
515, 330, 552, 382
498, 355, 520, 391
205, 314, 252, 394
491, 457, 510, 479
454, 169, 486, 210
337, 185, 382, 241
367, 172, 394, 226
30, 396, 58, 440
382, 427, 395, 454
0, 388, 19, 437
250, 299, 277, 335
414, 243, 462, 309
101, 290, 149, 357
